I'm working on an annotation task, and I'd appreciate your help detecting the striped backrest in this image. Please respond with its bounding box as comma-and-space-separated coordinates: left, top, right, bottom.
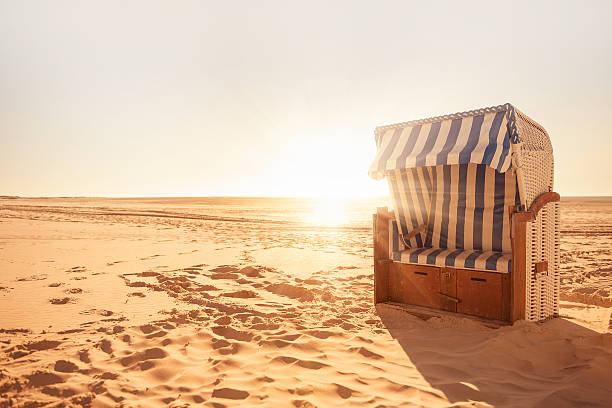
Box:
387, 164, 519, 253
387, 168, 432, 248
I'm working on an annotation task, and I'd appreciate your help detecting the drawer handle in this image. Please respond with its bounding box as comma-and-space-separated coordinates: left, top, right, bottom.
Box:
414, 271, 427, 276
470, 277, 487, 282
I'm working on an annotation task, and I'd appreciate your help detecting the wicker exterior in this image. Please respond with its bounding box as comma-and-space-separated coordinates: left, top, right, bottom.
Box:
512, 109, 559, 321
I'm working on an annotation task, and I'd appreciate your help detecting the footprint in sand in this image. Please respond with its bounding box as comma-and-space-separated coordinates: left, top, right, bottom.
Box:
272, 356, 329, 370
99, 372, 119, 380
25, 371, 64, 387
210, 265, 239, 273
334, 384, 354, 399
119, 347, 168, 368
263, 339, 295, 348
197, 284, 219, 291
80, 309, 113, 317
265, 283, 315, 302
214, 316, 232, 325
239, 266, 263, 278
98, 339, 113, 354
221, 290, 257, 298
336, 266, 359, 270
25, 340, 62, 351
272, 333, 302, 342
181, 265, 205, 274
126, 281, 148, 288
139, 254, 162, 261
78, 350, 91, 364
144, 329, 167, 339
16, 274, 48, 282
211, 272, 240, 280
211, 387, 250, 400
322, 318, 343, 327
211, 338, 240, 355
49, 297, 74, 305
7, 349, 29, 359
8, 339, 61, 359
292, 400, 317, 408
64, 288, 83, 294
212, 326, 254, 342
256, 375, 275, 384
57, 328, 84, 335
54, 360, 79, 373
139, 324, 161, 334
40, 385, 78, 398
304, 330, 340, 340
350, 346, 383, 359
137, 271, 160, 277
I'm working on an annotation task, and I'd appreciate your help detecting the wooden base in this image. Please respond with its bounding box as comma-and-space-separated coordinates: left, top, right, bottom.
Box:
382, 262, 511, 322
374, 193, 560, 323
374, 207, 512, 323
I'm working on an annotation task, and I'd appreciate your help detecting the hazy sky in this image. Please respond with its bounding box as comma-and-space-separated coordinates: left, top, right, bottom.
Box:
1, 1, 611, 197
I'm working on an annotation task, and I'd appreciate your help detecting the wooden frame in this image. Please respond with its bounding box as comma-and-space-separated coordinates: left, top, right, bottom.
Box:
373, 192, 560, 323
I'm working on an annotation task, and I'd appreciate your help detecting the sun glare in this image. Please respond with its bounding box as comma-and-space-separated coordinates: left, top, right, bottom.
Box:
306, 197, 349, 226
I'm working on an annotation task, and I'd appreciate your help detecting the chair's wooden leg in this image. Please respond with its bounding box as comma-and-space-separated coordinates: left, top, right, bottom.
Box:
374, 207, 390, 304
511, 214, 528, 322
501, 273, 511, 322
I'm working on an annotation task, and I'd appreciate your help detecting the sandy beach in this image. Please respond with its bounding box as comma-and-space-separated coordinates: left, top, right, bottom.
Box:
1, 196, 611, 407
3, 1, 611, 406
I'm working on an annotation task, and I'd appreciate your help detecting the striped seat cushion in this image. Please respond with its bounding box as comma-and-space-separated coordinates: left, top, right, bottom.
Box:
388, 215, 512, 273
396, 247, 512, 273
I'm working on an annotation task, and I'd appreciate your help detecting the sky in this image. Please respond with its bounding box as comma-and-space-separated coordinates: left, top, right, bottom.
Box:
1, 1, 611, 198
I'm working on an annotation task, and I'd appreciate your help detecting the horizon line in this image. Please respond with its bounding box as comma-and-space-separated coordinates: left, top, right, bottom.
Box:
2, 195, 611, 200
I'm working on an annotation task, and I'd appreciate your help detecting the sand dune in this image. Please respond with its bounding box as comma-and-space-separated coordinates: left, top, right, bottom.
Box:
1, 197, 611, 406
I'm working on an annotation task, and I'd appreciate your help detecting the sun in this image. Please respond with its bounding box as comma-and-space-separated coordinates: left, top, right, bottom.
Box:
306, 197, 349, 226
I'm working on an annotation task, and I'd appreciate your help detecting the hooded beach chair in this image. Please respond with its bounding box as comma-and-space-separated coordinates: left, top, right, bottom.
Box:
369, 104, 560, 322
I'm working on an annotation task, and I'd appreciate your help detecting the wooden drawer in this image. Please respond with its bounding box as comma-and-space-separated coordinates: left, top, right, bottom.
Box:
457, 270, 503, 320
388, 264, 441, 309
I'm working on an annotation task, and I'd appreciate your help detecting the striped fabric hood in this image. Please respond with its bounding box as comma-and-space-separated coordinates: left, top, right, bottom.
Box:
369, 104, 521, 180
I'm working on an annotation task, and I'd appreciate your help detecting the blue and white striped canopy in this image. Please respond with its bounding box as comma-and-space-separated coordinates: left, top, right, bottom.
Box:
369, 104, 520, 180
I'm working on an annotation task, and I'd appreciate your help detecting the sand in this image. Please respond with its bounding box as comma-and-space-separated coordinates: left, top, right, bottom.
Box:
1, 197, 611, 407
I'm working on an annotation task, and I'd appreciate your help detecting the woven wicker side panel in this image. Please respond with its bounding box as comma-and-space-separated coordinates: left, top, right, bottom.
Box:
526, 212, 544, 321
553, 202, 560, 316
525, 200, 559, 321
512, 111, 557, 320
521, 151, 553, 206
523, 147, 557, 321
525, 219, 535, 319
515, 109, 552, 152
542, 203, 557, 319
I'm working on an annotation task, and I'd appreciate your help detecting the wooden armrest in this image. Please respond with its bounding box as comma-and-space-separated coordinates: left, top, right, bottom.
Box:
375, 207, 393, 221
513, 192, 560, 222
529, 192, 560, 216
